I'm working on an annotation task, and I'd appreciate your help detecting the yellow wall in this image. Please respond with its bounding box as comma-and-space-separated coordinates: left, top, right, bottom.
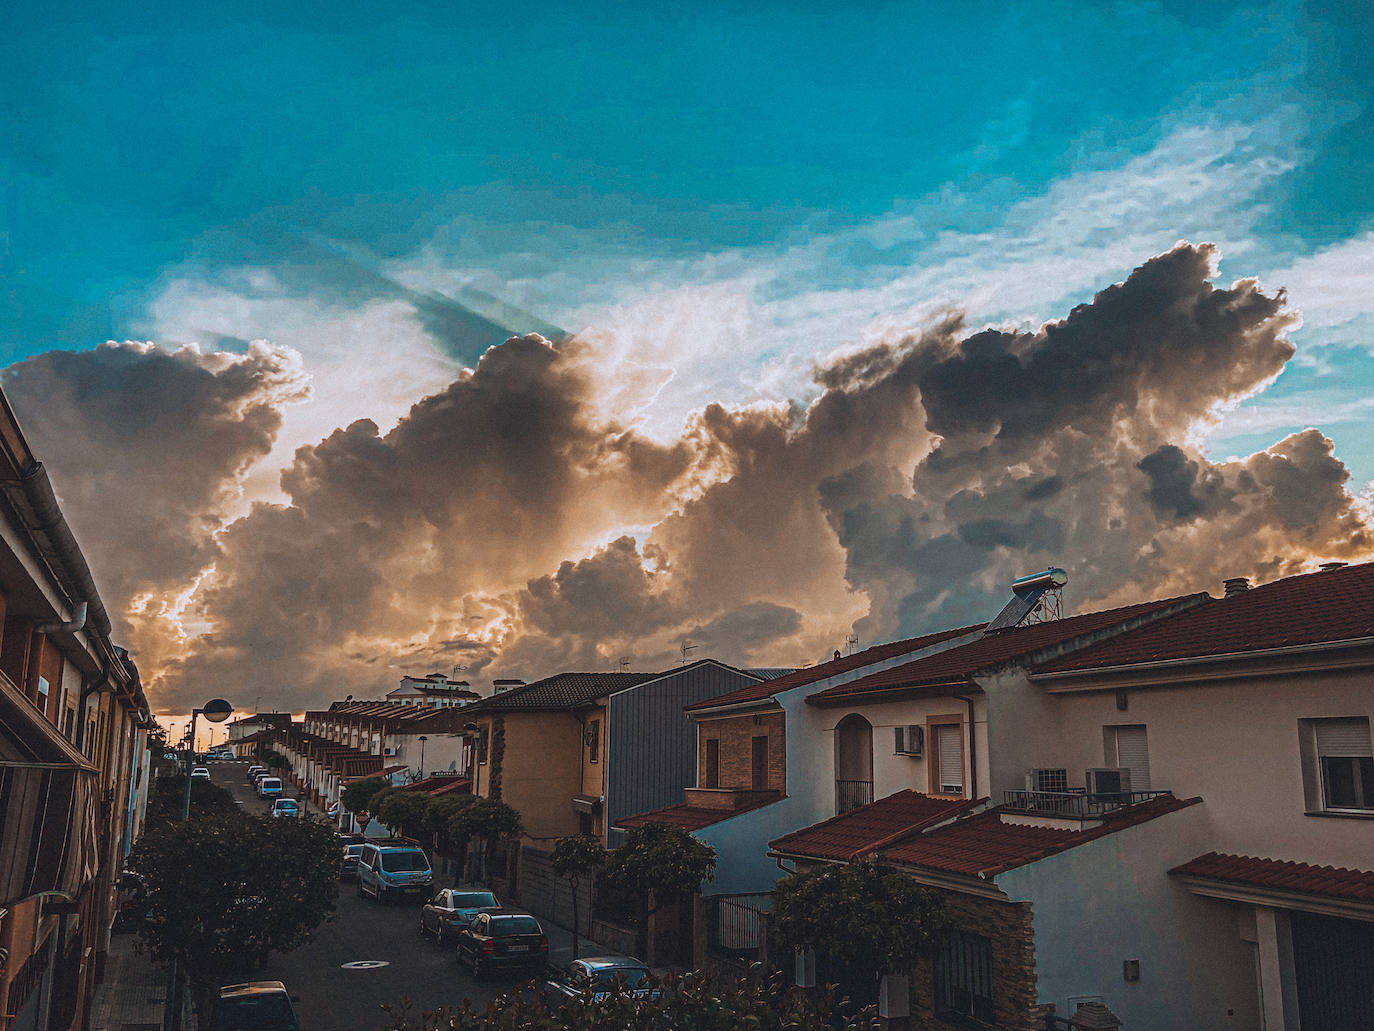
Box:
479, 711, 584, 846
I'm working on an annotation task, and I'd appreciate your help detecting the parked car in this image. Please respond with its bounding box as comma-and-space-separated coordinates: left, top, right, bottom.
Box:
355, 842, 432, 902
271, 798, 300, 818
191, 767, 211, 780
257, 776, 283, 799
545, 956, 655, 1005
210, 980, 301, 1030
456, 912, 548, 977
339, 842, 366, 880
246, 764, 266, 782
251, 771, 274, 792
419, 888, 501, 945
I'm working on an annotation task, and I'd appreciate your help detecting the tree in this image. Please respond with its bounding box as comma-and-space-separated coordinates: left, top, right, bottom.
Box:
342, 775, 390, 816
427, 793, 477, 855
448, 797, 523, 883
600, 822, 715, 960
143, 773, 238, 831
127, 812, 339, 1021
551, 834, 607, 959
376, 789, 434, 837
771, 857, 950, 978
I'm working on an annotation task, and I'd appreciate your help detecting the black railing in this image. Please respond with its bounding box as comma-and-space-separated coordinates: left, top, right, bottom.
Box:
836, 779, 873, 813
1002, 788, 1171, 820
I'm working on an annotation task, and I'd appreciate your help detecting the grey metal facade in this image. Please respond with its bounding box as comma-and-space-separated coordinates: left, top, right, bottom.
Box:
605, 661, 763, 846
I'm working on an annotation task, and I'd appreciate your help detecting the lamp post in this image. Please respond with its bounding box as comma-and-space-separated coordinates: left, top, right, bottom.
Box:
417, 735, 427, 780
168, 698, 232, 1031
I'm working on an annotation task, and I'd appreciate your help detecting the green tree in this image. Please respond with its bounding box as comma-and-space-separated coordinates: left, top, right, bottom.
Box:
448, 797, 523, 883
600, 822, 715, 960
551, 834, 607, 960
427, 794, 477, 855
376, 789, 434, 838
342, 775, 390, 815
143, 773, 237, 831
127, 813, 339, 1021
772, 857, 950, 977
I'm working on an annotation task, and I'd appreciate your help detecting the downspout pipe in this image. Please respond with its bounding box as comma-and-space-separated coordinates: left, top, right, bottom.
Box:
16, 462, 113, 638
952, 687, 979, 800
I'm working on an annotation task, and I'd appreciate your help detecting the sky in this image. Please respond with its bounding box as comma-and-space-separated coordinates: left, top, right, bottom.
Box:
3, 1, 1374, 717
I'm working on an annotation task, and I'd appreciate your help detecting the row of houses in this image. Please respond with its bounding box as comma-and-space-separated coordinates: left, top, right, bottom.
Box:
247, 561, 1373, 1029
0, 390, 155, 1031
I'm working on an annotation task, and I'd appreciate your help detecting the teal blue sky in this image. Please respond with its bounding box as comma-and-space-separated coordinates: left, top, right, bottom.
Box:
3, 0, 1374, 480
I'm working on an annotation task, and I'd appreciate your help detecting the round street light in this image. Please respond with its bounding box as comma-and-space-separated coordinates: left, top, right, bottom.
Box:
202, 698, 233, 723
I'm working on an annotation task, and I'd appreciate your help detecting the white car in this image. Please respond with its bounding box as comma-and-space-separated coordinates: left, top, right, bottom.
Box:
191, 767, 211, 780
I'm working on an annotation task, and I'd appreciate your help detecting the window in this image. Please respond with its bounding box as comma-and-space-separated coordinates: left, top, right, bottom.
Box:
751, 735, 769, 790
578, 811, 594, 836
477, 726, 489, 764
1104, 724, 1150, 791
1315, 718, 1374, 811
587, 719, 601, 763
704, 738, 720, 788
934, 723, 963, 795
935, 930, 995, 1026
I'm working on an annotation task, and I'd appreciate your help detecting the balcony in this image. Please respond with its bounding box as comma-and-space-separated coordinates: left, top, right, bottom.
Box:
836, 779, 873, 814
1001, 788, 1172, 821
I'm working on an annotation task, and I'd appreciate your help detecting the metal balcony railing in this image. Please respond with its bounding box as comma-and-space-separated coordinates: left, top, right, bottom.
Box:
836, 779, 874, 813
1001, 788, 1171, 820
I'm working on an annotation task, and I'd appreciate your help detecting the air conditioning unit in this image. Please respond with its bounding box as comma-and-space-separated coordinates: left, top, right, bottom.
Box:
893, 725, 924, 756
382, 747, 397, 757
1025, 768, 1068, 793
1085, 767, 1131, 798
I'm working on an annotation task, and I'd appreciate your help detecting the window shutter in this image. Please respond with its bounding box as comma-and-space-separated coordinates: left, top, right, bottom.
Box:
1315, 718, 1373, 758
1112, 726, 1151, 791
937, 724, 963, 792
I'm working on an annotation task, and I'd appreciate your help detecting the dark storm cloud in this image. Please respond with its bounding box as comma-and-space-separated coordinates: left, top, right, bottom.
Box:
1138, 445, 1211, 520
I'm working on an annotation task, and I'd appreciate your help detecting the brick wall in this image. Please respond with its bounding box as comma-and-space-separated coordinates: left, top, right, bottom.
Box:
908, 890, 1052, 1031
697, 710, 786, 793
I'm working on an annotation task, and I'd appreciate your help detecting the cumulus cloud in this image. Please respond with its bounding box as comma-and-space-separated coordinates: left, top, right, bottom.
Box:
10, 243, 1374, 716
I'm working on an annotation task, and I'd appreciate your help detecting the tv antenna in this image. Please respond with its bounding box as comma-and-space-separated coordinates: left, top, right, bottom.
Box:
845, 633, 859, 655
680, 640, 697, 665
619, 656, 632, 672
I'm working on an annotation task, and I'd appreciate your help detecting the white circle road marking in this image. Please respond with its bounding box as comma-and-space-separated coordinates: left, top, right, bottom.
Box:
341, 960, 390, 970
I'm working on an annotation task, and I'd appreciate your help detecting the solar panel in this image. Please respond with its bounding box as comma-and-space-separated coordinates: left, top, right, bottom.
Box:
984, 587, 1048, 634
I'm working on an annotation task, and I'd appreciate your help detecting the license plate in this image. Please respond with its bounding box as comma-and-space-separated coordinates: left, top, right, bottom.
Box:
506, 945, 528, 953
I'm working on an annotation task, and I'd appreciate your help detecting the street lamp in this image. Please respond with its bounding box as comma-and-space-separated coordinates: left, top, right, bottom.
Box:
182, 698, 234, 821
417, 735, 427, 779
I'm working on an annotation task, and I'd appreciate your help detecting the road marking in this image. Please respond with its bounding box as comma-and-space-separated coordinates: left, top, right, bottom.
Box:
340, 960, 390, 970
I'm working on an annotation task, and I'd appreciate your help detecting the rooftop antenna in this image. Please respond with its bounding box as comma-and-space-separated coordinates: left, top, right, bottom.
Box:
452, 665, 467, 679
619, 656, 632, 672
845, 633, 859, 656
680, 640, 697, 665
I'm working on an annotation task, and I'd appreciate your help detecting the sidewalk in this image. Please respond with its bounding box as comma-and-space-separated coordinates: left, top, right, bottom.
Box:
91, 930, 190, 1031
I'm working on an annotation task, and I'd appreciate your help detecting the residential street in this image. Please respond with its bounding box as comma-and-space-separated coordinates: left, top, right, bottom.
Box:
215, 762, 544, 1030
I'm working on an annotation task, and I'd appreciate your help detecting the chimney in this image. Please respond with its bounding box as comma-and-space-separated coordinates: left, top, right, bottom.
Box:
1223, 577, 1250, 596
1320, 561, 1348, 572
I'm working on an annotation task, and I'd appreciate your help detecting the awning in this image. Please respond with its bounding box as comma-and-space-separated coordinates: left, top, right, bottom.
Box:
0, 761, 99, 908
572, 794, 602, 814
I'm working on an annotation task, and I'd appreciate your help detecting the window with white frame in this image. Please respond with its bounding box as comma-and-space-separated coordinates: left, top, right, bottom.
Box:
1312, 717, 1374, 812
936, 723, 964, 795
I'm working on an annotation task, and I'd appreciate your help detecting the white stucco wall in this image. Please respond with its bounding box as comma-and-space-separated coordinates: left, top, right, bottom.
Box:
991, 666, 1374, 868
998, 802, 1260, 1030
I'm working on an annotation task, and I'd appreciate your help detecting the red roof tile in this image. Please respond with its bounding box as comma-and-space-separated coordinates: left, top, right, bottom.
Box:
807, 595, 1205, 705
686, 625, 983, 712
1170, 852, 1374, 902
615, 792, 782, 833
769, 790, 978, 862
881, 794, 1198, 878
1035, 562, 1374, 674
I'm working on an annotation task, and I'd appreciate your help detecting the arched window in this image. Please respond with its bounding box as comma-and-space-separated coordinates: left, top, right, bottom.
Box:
834, 714, 874, 813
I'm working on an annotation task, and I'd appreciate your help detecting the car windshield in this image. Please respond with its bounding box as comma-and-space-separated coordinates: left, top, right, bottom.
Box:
262, 779, 280, 788
491, 915, 539, 934
590, 966, 650, 988
212, 994, 296, 1030
345, 845, 365, 857
276, 801, 297, 809
380, 850, 429, 872
451, 892, 496, 909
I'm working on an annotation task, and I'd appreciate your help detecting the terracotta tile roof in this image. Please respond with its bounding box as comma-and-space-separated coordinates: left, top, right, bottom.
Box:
806, 595, 1205, 705
685, 625, 984, 712
615, 792, 783, 833
880, 794, 1198, 878
466, 672, 659, 712
1170, 852, 1374, 902
769, 790, 978, 862
1035, 562, 1374, 674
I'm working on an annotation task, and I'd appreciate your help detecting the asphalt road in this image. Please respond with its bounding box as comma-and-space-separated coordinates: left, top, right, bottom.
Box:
212, 761, 538, 1030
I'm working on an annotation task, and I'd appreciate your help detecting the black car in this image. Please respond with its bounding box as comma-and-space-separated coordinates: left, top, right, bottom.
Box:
456, 912, 548, 976
211, 981, 301, 1030
339, 842, 365, 880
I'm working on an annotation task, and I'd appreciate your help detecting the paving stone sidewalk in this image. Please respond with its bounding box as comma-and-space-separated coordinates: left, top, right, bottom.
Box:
90, 930, 189, 1031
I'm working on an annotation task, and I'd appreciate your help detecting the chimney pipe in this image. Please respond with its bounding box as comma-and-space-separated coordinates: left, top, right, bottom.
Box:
1223, 577, 1250, 596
